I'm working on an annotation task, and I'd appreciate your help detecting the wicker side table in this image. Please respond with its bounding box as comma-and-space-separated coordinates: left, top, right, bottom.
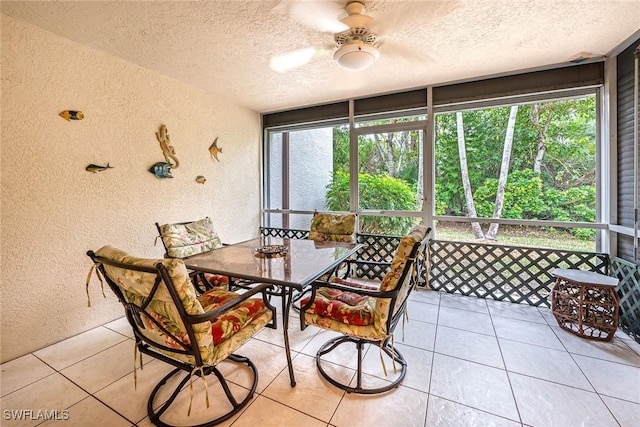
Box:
551, 268, 619, 341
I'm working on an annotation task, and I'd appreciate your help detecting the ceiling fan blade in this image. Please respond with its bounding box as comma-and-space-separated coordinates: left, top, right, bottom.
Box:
275, 0, 348, 34
270, 46, 332, 73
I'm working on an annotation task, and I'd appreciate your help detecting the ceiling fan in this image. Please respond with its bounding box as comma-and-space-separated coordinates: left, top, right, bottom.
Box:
270, 1, 397, 73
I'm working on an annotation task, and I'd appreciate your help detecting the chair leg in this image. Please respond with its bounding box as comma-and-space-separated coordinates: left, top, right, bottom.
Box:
148, 354, 258, 427
316, 335, 407, 394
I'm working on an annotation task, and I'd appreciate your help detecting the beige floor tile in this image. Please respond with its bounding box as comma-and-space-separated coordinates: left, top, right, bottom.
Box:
102, 317, 135, 339
215, 338, 290, 393
435, 325, 504, 368
538, 306, 557, 326
439, 293, 489, 314
407, 299, 439, 324
38, 396, 130, 427
492, 316, 564, 350
553, 327, 640, 367
254, 316, 319, 352
601, 395, 640, 427
438, 306, 495, 336
262, 353, 346, 422
487, 299, 546, 324
396, 318, 438, 351
510, 373, 619, 427
499, 339, 593, 390
1, 354, 56, 397
33, 327, 128, 371
426, 395, 521, 427
430, 353, 518, 421
5, 293, 638, 427
391, 343, 433, 393
94, 360, 177, 424
61, 340, 148, 394
409, 288, 441, 305
573, 354, 640, 403
0, 373, 89, 427
331, 384, 428, 427
300, 330, 362, 369
231, 395, 326, 427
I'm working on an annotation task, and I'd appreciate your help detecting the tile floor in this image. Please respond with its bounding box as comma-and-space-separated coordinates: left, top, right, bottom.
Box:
2, 291, 640, 427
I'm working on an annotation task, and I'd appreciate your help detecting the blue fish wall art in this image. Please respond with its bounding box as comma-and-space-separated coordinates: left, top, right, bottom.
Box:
149, 162, 173, 178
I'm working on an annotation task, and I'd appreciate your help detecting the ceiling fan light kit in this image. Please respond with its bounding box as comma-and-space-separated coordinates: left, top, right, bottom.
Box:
334, 41, 380, 71
332, 1, 380, 71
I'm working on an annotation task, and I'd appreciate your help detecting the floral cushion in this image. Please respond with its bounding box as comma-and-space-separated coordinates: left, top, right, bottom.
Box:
308, 213, 356, 243
203, 273, 229, 288
300, 282, 377, 327
302, 224, 429, 341
197, 288, 269, 345
158, 217, 223, 258
95, 246, 272, 366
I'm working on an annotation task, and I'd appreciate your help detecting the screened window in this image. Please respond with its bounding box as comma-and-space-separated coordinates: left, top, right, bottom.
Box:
434, 94, 598, 249
264, 124, 348, 230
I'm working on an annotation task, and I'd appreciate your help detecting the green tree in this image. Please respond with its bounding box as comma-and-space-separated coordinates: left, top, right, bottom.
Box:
326, 171, 416, 234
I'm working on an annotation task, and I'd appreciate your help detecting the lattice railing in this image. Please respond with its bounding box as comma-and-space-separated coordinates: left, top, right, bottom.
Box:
429, 240, 609, 307
610, 257, 640, 342
260, 227, 309, 239
354, 233, 403, 280
259, 228, 611, 308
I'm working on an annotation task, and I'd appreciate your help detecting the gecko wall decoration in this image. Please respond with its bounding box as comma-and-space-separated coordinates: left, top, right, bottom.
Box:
156, 124, 179, 168
149, 124, 179, 179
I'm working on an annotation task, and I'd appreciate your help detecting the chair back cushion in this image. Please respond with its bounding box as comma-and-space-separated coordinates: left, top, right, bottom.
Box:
374, 224, 429, 336
308, 213, 356, 243
95, 246, 214, 364
158, 217, 222, 258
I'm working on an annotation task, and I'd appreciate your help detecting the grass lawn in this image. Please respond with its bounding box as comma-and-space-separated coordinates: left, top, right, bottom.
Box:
434, 222, 596, 252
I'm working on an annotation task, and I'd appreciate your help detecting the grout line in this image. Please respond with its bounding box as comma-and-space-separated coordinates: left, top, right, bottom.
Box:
489, 304, 524, 425
550, 326, 625, 426
423, 297, 441, 426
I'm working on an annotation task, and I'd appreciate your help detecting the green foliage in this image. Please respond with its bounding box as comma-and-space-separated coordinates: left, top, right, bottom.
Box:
325, 171, 416, 234
434, 97, 596, 233
474, 170, 546, 219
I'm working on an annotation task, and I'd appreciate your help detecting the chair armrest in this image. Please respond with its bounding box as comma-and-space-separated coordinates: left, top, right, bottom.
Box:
186, 283, 275, 324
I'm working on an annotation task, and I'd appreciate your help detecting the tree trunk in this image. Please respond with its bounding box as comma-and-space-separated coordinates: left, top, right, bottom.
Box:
530, 104, 553, 173
456, 112, 485, 239
486, 105, 519, 240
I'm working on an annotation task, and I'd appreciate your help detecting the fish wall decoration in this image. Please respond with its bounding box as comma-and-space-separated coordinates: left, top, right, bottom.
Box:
149, 162, 173, 178
59, 110, 84, 121
209, 137, 223, 162
85, 163, 113, 173
195, 175, 206, 184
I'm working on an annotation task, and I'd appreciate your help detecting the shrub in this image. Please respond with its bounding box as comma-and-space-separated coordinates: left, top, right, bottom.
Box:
326, 171, 417, 235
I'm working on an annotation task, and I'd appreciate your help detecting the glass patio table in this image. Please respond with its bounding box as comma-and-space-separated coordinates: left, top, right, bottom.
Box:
183, 236, 362, 387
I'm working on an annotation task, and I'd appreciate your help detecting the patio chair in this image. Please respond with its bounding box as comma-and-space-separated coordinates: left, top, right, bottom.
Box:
307, 211, 357, 281
156, 218, 234, 293
87, 246, 276, 427
299, 223, 431, 394
308, 211, 356, 243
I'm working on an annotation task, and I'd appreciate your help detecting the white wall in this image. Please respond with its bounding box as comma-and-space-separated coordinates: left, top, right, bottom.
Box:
0, 16, 261, 362
266, 128, 334, 229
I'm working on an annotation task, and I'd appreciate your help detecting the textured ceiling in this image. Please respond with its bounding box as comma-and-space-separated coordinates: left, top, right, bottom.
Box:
2, 0, 639, 113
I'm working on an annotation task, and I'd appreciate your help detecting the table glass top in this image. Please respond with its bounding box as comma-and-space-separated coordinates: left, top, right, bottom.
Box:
183, 237, 360, 289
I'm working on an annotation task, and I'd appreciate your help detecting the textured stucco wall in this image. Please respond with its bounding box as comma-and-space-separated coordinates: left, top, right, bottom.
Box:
0, 16, 261, 362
